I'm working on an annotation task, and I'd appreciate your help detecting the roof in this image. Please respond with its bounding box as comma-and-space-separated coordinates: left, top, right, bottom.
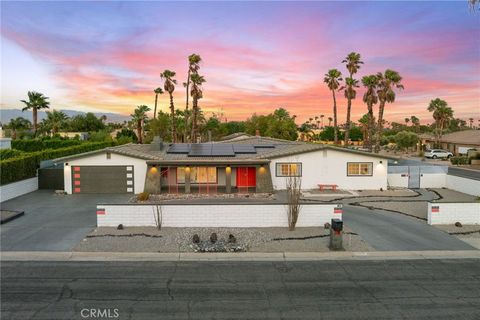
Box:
438, 130, 480, 145
218, 132, 253, 141
54, 136, 395, 163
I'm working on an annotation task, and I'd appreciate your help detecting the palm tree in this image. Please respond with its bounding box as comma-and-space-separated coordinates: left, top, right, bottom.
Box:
373, 70, 404, 153
410, 115, 420, 132
7, 117, 31, 139
328, 117, 333, 126
190, 73, 206, 142
341, 52, 363, 146
160, 70, 178, 142
405, 118, 410, 126
361, 75, 379, 151
184, 54, 202, 141
43, 110, 68, 135
358, 113, 371, 147
153, 87, 163, 120
131, 105, 151, 144
320, 114, 325, 128
20, 91, 50, 136
469, 117, 474, 128
428, 98, 454, 146
324, 69, 343, 145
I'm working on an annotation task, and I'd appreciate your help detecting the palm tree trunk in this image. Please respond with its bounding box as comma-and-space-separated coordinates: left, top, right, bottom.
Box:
169, 93, 176, 143
332, 90, 338, 145
184, 70, 191, 143
33, 107, 38, 136
367, 104, 375, 152
191, 99, 198, 143
153, 94, 158, 120
374, 101, 386, 153
344, 98, 351, 146
137, 119, 142, 144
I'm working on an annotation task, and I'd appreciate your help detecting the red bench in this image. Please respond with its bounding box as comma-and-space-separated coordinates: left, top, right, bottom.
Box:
318, 184, 338, 192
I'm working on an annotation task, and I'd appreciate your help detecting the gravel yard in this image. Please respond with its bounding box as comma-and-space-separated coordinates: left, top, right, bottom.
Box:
356, 189, 418, 197
434, 224, 480, 249
429, 188, 479, 202
74, 226, 373, 253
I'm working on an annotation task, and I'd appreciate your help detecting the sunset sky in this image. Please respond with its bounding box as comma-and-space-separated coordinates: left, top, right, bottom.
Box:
1, 1, 479, 124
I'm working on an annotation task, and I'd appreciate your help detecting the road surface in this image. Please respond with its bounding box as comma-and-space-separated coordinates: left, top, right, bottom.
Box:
1, 260, 479, 319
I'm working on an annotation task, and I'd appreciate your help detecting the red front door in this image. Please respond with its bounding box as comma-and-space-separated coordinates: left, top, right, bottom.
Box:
236, 167, 256, 187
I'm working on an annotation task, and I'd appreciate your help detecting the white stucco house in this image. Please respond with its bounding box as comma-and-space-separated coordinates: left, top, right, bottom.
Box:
54, 136, 392, 195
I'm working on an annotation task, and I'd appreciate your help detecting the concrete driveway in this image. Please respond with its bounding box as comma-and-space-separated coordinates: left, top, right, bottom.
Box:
1, 190, 131, 251
343, 204, 476, 251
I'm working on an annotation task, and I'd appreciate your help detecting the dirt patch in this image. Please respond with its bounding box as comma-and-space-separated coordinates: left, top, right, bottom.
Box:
358, 201, 428, 220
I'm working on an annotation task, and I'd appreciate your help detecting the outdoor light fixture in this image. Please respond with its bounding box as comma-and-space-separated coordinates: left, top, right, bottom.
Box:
226, 166, 231, 174
65, 162, 69, 166
379, 160, 383, 164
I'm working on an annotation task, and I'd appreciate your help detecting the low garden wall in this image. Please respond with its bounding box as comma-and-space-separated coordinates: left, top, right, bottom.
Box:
446, 175, 480, 196
427, 202, 480, 225
96, 203, 342, 228
0, 177, 38, 202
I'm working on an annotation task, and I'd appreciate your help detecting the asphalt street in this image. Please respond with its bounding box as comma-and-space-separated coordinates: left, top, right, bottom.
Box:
1, 260, 480, 319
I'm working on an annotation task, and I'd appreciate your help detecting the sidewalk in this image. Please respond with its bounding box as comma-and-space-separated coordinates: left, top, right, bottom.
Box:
2, 250, 479, 262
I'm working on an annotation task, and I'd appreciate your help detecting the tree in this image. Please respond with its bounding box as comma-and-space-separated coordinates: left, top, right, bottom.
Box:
410, 116, 420, 132
42, 110, 68, 135
427, 98, 454, 146
190, 73, 206, 143
153, 88, 163, 120
131, 105, 151, 144
20, 91, 50, 136
358, 113, 372, 147
394, 131, 418, 151
245, 108, 298, 141
319, 126, 345, 141
469, 118, 474, 128
116, 128, 138, 143
405, 118, 410, 125
68, 113, 105, 132
320, 114, 325, 128
6, 117, 31, 139
160, 70, 178, 142
341, 52, 363, 146
328, 117, 333, 126
184, 54, 202, 142
147, 111, 172, 142
374, 70, 404, 153
324, 69, 343, 145
361, 75, 379, 151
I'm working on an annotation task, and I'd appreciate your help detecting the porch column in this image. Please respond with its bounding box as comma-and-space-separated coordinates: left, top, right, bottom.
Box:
144, 165, 161, 194
225, 166, 232, 193
185, 166, 191, 193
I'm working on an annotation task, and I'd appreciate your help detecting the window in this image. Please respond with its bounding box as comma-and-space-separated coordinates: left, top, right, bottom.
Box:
347, 162, 373, 176
177, 167, 217, 184
275, 163, 302, 177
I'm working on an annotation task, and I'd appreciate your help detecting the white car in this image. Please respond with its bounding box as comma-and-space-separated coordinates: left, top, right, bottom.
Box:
424, 149, 453, 159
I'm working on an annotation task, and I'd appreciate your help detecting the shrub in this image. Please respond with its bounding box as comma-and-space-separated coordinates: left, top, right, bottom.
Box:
210, 233, 218, 244
450, 156, 469, 166
0, 149, 24, 160
0, 141, 112, 185
137, 192, 150, 201
12, 139, 83, 152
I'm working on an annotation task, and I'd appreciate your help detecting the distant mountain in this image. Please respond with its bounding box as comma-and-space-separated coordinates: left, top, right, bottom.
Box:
0, 108, 130, 124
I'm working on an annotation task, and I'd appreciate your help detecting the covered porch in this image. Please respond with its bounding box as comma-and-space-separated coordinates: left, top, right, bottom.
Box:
143, 160, 273, 194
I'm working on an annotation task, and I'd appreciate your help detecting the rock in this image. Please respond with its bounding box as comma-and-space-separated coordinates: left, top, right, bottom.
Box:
228, 234, 236, 243
192, 234, 200, 244
455, 222, 463, 228
324, 222, 331, 229
117, 224, 124, 230
210, 233, 218, 244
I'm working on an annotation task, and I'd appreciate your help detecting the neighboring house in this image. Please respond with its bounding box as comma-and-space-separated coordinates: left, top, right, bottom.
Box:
54, 136, 391, 194
420, 130, 480, 155
58, 132, 89, 140
0, 126, 12, 149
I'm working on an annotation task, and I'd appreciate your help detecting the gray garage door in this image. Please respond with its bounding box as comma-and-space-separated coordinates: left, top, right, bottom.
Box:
72, 166, 134, 194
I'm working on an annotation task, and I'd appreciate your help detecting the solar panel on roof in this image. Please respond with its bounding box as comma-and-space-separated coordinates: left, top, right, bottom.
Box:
188, 144, 212, 157
233, 145, 257, 154
212, 144, 235, 156
167, 144, 191, 154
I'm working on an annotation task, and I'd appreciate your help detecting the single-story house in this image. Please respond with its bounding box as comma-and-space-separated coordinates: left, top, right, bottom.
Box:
419, 130, 480, 155
53, 136, 392, 194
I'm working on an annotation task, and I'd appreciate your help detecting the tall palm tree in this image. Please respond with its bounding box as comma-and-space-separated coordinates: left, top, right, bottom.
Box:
328, 117, 333, 127
410, 115, 420, 132
405, 118, 410, 125
160, 70, 178, 142
374, 70, 404, 153
43, 110, 68, 135
190, 73, 206, 143
361, 75, 379, 151
324, 69, 343, 145
153, 87, 163, 120
130, 105, 151, 144
341, 52, 363, 146
320, 114, 325, 128
358, 113, 371, 147
428, 98, 454, 146
7, 117, 31, 139
20, 91, 50, 136
184, 54, 202, 142
469, 117, 474, 128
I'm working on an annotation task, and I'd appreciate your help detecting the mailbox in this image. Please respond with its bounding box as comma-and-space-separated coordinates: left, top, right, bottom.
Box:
329, 218, 344, 251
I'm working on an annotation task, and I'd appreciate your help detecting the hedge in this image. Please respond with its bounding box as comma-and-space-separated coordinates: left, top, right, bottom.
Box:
11, 139, 83, 152
450, 156, 469, 166
0, 149, 24, 160
0, 141, 113, 185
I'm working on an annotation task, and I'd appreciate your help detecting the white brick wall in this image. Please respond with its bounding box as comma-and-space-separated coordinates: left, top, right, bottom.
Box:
0, 177, 38, 202
97, 204, 342, 227
446, 175, 480, 196
427, 202, 480, 225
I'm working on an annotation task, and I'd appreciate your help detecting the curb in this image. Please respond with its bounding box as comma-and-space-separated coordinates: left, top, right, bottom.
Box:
1, 250, 479, 262
0, 211, 24, 224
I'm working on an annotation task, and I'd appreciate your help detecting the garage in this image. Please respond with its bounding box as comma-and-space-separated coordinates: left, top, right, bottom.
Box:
71, 166, 134, 194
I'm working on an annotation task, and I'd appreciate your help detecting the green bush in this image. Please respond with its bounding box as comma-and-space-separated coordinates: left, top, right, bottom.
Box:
450, 156, 469, 165
0, 141, 113, 185
11, 139, 83, 152
0, 149, 24, 160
